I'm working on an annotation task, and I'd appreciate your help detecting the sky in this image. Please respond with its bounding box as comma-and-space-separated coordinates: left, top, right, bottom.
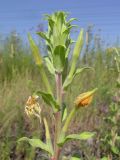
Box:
0, 0, 120, 44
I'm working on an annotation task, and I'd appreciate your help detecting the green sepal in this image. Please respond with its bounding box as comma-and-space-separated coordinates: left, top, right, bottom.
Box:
18, 137, 53, 155
53, 45, 66, 73
58, 131, 95, 147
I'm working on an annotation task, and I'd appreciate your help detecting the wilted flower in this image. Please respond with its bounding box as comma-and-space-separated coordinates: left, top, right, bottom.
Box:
74, 88, 97, 108
25, 95, 41, 122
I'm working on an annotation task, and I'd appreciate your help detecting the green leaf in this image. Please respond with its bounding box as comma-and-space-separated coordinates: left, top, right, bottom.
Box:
53, 45, 66, 73
58, 132, 95, 146
116, 136, 120, 141
63, 67, 93, 90
70, 157, 81, 160
111, 146, 119, 155
62, 25, 77, 34
43, 118, 54, 155
28, 33, 52, 94
28, 33, 43, 67
68, 29, 84, 77
37, 32, 50, 43
62, 156, 81, 160
75, 67, 94, 74
18, 137, 53, 155
34, 91, 59, 111
67, 132, 95, 140
67, 18, 77, 24
62, 103, 67, 122
101, 157, 108, 160
44, 56, 55, 75
62, 156, 68, 160
48, 19, 55, 30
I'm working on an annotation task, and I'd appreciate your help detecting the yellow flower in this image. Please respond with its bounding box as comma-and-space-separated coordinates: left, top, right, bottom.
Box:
26, 95, 38, 106
25, 95, 41, 122
74, 88, 97, 108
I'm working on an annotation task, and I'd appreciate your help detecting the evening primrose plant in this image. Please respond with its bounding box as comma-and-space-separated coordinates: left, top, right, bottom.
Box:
18, 11, 97, 160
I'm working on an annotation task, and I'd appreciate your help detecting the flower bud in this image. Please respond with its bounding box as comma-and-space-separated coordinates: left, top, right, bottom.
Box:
74, 88, 97, 108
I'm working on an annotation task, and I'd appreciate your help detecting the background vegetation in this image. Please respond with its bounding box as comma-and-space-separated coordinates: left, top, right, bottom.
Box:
0, 28, 119, 160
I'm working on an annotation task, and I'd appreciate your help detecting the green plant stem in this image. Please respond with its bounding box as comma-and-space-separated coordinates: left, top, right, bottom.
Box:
54, 72, 62, 160
56, 73, 62, 105
62, 106, 77, 133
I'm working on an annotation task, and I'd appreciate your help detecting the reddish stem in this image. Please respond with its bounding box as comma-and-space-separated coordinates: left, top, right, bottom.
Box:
53, 73, 62, 160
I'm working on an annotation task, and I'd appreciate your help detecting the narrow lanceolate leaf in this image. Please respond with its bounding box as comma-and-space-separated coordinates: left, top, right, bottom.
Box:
18, 137, 53, 155
58, 132, 95, 146
34, 91, 59, 111
67, 132, 95, 140
67, 18, 77, 24
63, 67, 93, 90
28, 33, 52, 94
43, 118, 54, 155
28, 33, 42, 67
69, 29, 84, 78
53, 45, 66, 73
75, 67, 94, 74
37, 32, 51, 43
